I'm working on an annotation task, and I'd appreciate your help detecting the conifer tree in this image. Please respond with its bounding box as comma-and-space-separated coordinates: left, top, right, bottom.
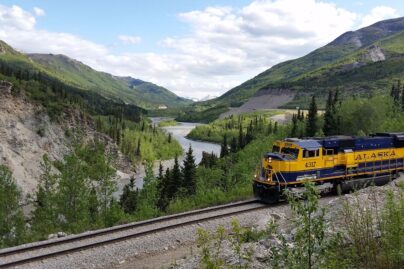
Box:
32, 155, 58, 235
238, 125, 245, 149
245, 121, 254, 144
157, 168, 171, 211
220, 134, 229, 158
0, 165, 26, 247
136, 139, 141, 156
230, 137, 238, 153
158, 162, 163, 181
119, 178, 138, 214
297, 108, 303, 121
291, 114, 298, 137
306, 95, 318, 137
182, 145, 197, 195
267, 121, 273, 135
391, 81, 401, 105
274, 122, 278, 134
170, 156, 182, 197
323, 90, 336, 136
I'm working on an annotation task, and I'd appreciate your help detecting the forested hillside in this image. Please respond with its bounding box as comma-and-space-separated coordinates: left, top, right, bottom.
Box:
0, 40, 191, 110
179, 17, 404, 122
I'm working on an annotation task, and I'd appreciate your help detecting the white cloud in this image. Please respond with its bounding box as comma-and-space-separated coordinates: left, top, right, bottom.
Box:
360, 6, 399, 27
0, 4, 36, 30
118, 35, 142, 45
0, 2, 400, 99
33, 7, 45, 17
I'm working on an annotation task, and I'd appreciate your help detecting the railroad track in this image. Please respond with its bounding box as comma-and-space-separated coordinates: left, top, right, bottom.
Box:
0, 199, 268, 268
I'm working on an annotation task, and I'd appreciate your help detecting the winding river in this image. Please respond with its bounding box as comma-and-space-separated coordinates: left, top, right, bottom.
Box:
150, 117, 221, 164
116, 118, 221, 192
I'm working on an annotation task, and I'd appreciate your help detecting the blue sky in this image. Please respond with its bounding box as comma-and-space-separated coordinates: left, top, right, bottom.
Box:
0, 0, 402, 99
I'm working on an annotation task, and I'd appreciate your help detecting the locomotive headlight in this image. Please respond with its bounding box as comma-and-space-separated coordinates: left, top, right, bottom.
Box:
266, 157, 272, 163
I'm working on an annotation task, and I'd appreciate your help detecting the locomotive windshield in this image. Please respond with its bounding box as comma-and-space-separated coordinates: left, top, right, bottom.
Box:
280, 147, 299, 159
272, 145, 280, 153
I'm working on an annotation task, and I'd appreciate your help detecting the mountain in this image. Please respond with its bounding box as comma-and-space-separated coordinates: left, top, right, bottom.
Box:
187, 17, 404, 119
27, 54, 192, 109
0, 40, 145, 120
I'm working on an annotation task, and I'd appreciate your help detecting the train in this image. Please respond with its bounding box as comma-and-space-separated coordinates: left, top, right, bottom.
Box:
253, 132, 404, 203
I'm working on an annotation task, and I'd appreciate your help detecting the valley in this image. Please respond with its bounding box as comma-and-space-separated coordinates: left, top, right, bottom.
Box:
0, 5, 404, 269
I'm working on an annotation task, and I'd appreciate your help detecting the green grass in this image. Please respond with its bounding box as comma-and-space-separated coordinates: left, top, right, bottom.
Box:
158, 119, 179, 127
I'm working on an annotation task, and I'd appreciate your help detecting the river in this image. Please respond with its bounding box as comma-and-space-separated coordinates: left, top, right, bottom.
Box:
116, 118, 221, 192
150, 117, 221, 164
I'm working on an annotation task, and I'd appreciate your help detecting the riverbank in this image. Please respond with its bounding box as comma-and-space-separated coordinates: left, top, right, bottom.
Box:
115, 118, 221, 193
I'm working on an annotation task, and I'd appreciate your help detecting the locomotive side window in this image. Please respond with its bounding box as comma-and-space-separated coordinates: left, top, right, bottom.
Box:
281, 147, 299, 159
272, 145, 280, 153
303, 149, 316, 158
322, 149, 334, 155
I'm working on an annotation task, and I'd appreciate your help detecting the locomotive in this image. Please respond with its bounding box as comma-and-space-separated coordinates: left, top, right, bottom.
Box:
253, 133, 404, 203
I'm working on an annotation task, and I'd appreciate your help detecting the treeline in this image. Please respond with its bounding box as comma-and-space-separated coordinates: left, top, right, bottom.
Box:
187, 112, 278, 144
219, 117, 278, 158
95, 115, 182, 162
0, 59, 145, 121
290, 80, 404, 137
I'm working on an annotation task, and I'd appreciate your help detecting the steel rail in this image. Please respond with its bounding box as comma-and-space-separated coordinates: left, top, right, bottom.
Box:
0, 199, 268, 268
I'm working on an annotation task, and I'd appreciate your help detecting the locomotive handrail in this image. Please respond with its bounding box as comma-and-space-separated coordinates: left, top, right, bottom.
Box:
278, 170, 288, 186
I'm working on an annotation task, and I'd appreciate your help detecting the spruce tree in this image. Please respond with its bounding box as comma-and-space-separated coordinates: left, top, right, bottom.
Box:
391, 81, 401, 105
182, 145, 197, 195
220, 134, 229, 158
267, 121, 273, 135
297, 108, 303, 121
136, 139, 141, 156
0, 165, 26, 247
170, 156, 182, 197
238, 125, 245, 149
291, 114, 298, 137
245, 121, 254, 144
323, 90, 335, 136
274, 122, 278, 134
157, 168, 171, 211
158, 162, 163, 181
306, 95, 318, 137
119, 178, 138, 214
230, 137, 238, 153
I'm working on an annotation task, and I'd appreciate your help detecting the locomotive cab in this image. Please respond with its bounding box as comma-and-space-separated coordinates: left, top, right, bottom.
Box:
258, 139, 323, 185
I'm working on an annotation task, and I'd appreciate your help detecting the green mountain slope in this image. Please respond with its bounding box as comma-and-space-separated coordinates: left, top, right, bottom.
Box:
208, 17, 404, 109
27, 53, 192, 109
0, 41, 146, 121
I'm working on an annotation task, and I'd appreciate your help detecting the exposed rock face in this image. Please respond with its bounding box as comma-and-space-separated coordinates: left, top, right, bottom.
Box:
367, 45, 386, 62
0, 92, 68, 195
0, 90, 134, 197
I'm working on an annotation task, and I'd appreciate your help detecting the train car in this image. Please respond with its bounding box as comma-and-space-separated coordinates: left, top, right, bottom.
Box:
253, 133, 404, 203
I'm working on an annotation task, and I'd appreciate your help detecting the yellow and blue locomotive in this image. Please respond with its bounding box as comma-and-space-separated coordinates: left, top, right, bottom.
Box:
253, 133, 404, 203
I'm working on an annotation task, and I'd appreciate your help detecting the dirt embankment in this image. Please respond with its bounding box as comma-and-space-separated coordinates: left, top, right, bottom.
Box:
0, 83, 134, 198
219, 88, 296, 119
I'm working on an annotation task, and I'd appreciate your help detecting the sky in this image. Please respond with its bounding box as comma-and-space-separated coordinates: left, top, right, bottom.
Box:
0, 0, 402, 100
